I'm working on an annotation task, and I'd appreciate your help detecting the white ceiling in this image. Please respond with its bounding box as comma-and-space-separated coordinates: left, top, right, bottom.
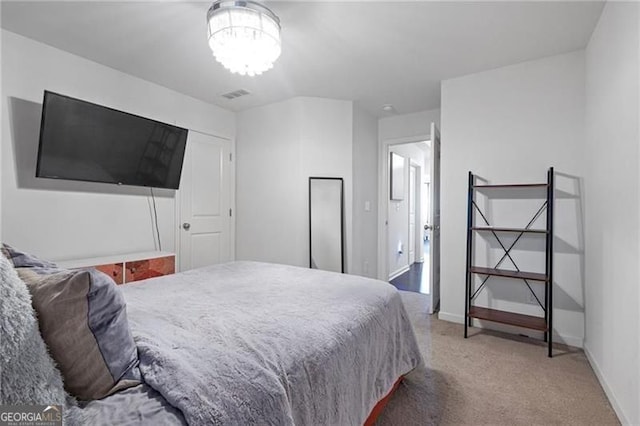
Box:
1, 1, 604, 117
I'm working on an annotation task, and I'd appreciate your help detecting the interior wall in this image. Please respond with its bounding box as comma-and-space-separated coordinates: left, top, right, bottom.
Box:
584, 2, 639, 424
379, 108, 441, 142
236, 97, 353, 270
1, 30, 235, 261
439, 51, 586, 347
352, 105, 379, 278
422, 148, 431, 239
387, 144, 426, 279
0, 27, 3, 242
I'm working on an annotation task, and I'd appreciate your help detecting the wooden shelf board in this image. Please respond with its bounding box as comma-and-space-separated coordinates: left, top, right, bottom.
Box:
473, 183, 548, 189
469, 306, 547, 331
469, 266, 548, 282
471, 227, 548, 234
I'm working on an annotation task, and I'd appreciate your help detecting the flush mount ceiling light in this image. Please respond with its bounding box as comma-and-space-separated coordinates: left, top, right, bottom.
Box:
207, 0, 281, 77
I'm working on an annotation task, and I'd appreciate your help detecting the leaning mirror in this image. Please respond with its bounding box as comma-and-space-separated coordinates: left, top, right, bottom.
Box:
309, 177, 344, 273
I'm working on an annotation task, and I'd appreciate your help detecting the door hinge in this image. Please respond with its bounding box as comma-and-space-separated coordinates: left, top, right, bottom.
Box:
229, 153, 232, 162
229, 208, 232, 217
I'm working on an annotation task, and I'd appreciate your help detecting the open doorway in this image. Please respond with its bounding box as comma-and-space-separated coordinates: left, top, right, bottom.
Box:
386, 143, 430, 295
378, 123, 441, 314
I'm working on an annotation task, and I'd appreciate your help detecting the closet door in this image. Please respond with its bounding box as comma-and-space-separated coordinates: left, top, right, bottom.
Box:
178, 131, 231, 271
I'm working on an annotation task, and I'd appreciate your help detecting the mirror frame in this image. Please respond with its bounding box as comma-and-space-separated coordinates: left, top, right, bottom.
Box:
308, 177, 345, 273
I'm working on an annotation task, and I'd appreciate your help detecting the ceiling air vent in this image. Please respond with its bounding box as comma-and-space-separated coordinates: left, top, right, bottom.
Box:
221, 89, 250, 100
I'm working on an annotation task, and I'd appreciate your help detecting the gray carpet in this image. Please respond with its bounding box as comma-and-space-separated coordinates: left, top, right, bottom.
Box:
376, 291, 619, 425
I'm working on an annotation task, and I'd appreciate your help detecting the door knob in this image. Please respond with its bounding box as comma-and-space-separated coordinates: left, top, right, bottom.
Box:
182, 222, 191, 230
424, 225, 432, 230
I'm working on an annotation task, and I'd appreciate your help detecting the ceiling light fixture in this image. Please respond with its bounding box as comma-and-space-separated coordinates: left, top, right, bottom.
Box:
207, 0, 281, 77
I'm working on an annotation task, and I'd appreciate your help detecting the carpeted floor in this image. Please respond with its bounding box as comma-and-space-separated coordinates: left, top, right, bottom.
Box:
376, 291, 619, 425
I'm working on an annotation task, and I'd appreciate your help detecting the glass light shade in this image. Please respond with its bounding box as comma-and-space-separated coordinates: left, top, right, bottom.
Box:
207, 1, 281, 76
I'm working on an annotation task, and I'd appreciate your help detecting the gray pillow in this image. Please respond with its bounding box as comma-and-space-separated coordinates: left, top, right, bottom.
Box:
0, 254, 66, 405
2, 244, 141, 401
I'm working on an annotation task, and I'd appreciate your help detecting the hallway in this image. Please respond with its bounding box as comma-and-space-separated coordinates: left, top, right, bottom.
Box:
390, 240, 430, 294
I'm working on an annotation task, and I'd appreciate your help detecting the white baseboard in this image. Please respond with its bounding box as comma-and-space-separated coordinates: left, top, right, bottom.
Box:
438, 311, 464, 323
437, 311, 584, 348
388, 265, 410, 281
551, 333, 583, 349
583, 345, 628, 425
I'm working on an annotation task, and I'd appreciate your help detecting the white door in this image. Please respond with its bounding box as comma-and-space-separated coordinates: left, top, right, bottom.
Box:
429, 123, 441, 314
179, 131, 231, 271
408, 165, 417, 264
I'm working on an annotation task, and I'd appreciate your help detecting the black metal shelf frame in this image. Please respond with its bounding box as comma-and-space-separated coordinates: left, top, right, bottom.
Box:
464, 168, 555, 357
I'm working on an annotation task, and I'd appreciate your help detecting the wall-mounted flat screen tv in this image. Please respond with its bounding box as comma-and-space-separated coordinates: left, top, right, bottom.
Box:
37, 91, 188, 189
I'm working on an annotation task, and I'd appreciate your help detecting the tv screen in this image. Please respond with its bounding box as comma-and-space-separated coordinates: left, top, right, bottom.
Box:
37, 91, 188, 189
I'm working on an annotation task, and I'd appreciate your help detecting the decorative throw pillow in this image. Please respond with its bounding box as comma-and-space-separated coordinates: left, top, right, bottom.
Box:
0, 254, 66, 405
2, 244, 141, 401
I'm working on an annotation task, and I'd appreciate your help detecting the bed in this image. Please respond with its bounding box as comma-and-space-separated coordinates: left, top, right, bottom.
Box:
2, 249, 421, 425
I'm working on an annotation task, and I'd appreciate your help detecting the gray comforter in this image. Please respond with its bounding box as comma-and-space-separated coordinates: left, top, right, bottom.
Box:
120, 262, 421, 425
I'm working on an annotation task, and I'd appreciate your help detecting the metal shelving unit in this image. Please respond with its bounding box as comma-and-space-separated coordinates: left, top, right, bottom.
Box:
464, 167, 555, 357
